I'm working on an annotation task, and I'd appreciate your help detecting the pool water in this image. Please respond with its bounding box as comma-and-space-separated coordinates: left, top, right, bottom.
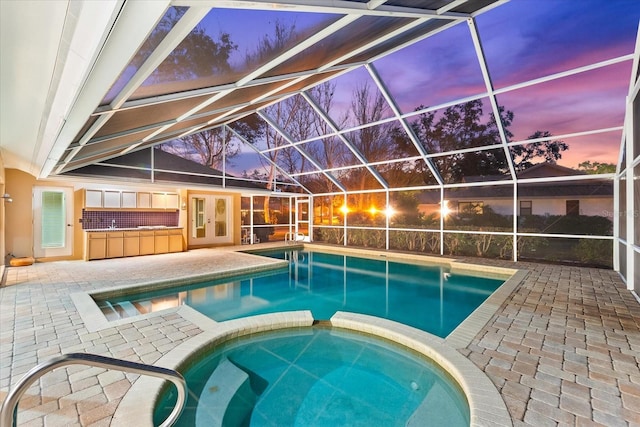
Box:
153, 327, 470, 427
97, 249, 503, 337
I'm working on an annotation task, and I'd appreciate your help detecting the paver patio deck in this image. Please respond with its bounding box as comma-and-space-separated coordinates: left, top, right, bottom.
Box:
1, 246, 639, 426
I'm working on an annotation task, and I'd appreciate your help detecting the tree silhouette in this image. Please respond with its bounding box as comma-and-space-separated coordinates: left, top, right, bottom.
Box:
511, 130, 568, 172
160, 128, 239, 170
409, 100, 567, 182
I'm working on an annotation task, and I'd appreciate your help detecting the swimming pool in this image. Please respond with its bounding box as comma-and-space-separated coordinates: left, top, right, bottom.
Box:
95, 248, 504, 338
153, 325, 470, 427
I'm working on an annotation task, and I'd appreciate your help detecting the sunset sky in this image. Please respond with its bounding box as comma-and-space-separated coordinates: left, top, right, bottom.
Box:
194, 1, 640, 174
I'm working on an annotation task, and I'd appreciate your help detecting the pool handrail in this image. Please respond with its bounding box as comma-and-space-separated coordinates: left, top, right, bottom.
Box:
285, 231, 305, 244
0, 352, 187, 427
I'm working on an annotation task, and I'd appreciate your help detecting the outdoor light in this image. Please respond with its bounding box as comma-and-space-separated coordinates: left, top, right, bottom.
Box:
340, 205, 349, 214
1, 193, 12, 203
441, 200, 451, 217
384, 206, 395, 218
368, 206, 378, 215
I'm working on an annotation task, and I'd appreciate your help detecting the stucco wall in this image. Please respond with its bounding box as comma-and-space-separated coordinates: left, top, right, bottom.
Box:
4, 169, 37, 258
0, 154, 5, 270
527, 197, 613, 218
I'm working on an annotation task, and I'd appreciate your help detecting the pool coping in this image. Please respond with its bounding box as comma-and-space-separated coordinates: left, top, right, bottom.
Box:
114, 311, 512, 427
71, 252, 289, 333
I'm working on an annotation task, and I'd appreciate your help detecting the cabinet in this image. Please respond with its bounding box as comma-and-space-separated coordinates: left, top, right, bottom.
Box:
103, 191, 121, 208
139, 231, 155, 255
123, 231, 140, 256
166, 193, 179, 209
106, 232, 124, 258
86, 228, 183, 260
151, 192, 179, 209
154, 229, 169, 254
169, 229, 183, 253
137, 192, 151, 208
84, 189, 177, 209
85, 190, 102, 208
87, 232, 107, 260
122, 192, 137, 208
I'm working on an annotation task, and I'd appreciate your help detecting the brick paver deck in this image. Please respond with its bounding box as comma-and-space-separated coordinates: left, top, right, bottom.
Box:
1, 247, 639, 426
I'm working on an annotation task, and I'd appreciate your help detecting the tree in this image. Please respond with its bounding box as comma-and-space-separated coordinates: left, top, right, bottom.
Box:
511, 131, 568, 172
152, 11, 241, 168
577, 161, 616, 174
140, 9, 237, 83
410, 100, 512, 182
160, 128, 239, 169
410, 100, 569, 182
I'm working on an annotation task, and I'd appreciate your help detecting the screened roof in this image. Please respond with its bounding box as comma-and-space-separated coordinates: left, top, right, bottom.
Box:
37, 0, 640, 194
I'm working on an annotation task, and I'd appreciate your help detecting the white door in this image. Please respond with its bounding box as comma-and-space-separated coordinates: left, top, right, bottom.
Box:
33, 186, 74, 257
189, 195, 232, 246
296, 198, 310, 241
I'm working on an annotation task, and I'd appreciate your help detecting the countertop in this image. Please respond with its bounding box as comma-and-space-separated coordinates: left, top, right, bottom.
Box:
83, 226, 183, 232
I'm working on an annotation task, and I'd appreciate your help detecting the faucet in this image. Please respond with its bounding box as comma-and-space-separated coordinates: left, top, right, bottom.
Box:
109, 219, 116, 229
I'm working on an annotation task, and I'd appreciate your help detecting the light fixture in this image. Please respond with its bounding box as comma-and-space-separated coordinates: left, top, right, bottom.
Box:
1, 193, 12, 203
440, 200, 451, 217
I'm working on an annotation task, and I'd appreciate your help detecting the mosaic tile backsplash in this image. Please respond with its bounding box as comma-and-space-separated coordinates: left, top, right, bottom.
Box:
81, 210, 179, 229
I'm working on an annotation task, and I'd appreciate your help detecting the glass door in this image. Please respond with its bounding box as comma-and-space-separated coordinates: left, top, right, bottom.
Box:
33, 187, 74, 257
189, 194, 232, 246
296, 198, 310, 241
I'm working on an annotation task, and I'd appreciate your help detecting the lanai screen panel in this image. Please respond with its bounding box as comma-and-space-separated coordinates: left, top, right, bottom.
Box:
374, 21, 486, 113
131, 8, 341, 100
476, 0, 639, 89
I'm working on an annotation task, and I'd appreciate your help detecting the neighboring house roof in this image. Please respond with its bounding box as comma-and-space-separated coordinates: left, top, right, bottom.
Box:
63, 148, 268, 190
517, 162, 585, 178
418, 163, 612, 204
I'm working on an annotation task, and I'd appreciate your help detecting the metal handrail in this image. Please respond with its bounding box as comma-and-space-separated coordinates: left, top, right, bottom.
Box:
285, 231, 305, 244
0, 353, 186, 427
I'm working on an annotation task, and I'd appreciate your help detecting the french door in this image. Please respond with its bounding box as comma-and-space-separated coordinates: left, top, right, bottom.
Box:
189, 194, 232, 246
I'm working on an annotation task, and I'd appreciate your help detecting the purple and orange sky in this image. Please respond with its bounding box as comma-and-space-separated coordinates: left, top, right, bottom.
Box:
205, 1, 639, 175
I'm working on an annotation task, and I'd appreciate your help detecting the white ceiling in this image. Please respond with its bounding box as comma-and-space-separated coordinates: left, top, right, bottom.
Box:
0, 0, 69, 175
0, 0, 147, 177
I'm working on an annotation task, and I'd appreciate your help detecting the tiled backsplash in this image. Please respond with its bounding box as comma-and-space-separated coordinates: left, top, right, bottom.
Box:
81, 210, 179, 229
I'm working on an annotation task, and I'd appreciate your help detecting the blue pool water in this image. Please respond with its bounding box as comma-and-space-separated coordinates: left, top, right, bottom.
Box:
97, 248, 504, 337
153, 327, 470, 427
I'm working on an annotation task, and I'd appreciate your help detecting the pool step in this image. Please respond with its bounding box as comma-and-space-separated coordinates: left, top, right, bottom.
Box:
405, 383, 468, 427
195, 358, 257, 427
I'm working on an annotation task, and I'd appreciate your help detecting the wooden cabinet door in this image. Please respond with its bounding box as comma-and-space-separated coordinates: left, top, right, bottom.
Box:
87, 233, 107, 260
122, 192, 137, 208
107, 232, 124, 258
103, 191, 121, 208
169, 230, 183, 253
137, 192, 151, 208
85, 190, 102, 208
139, 231, 155, 255
154, 230, 169, 254
124, 232, 140, 256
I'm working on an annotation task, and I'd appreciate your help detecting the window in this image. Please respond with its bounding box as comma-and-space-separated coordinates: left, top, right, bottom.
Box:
41, 191, 65, 248
458, 201, 483, 215
520, 200, 532, 216
566, 200, 580, 216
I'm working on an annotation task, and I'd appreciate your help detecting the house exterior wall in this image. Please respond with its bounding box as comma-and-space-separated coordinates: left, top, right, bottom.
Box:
4, 169, 37, 259
419, 197, 614, 219
524, 197, 613, 218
